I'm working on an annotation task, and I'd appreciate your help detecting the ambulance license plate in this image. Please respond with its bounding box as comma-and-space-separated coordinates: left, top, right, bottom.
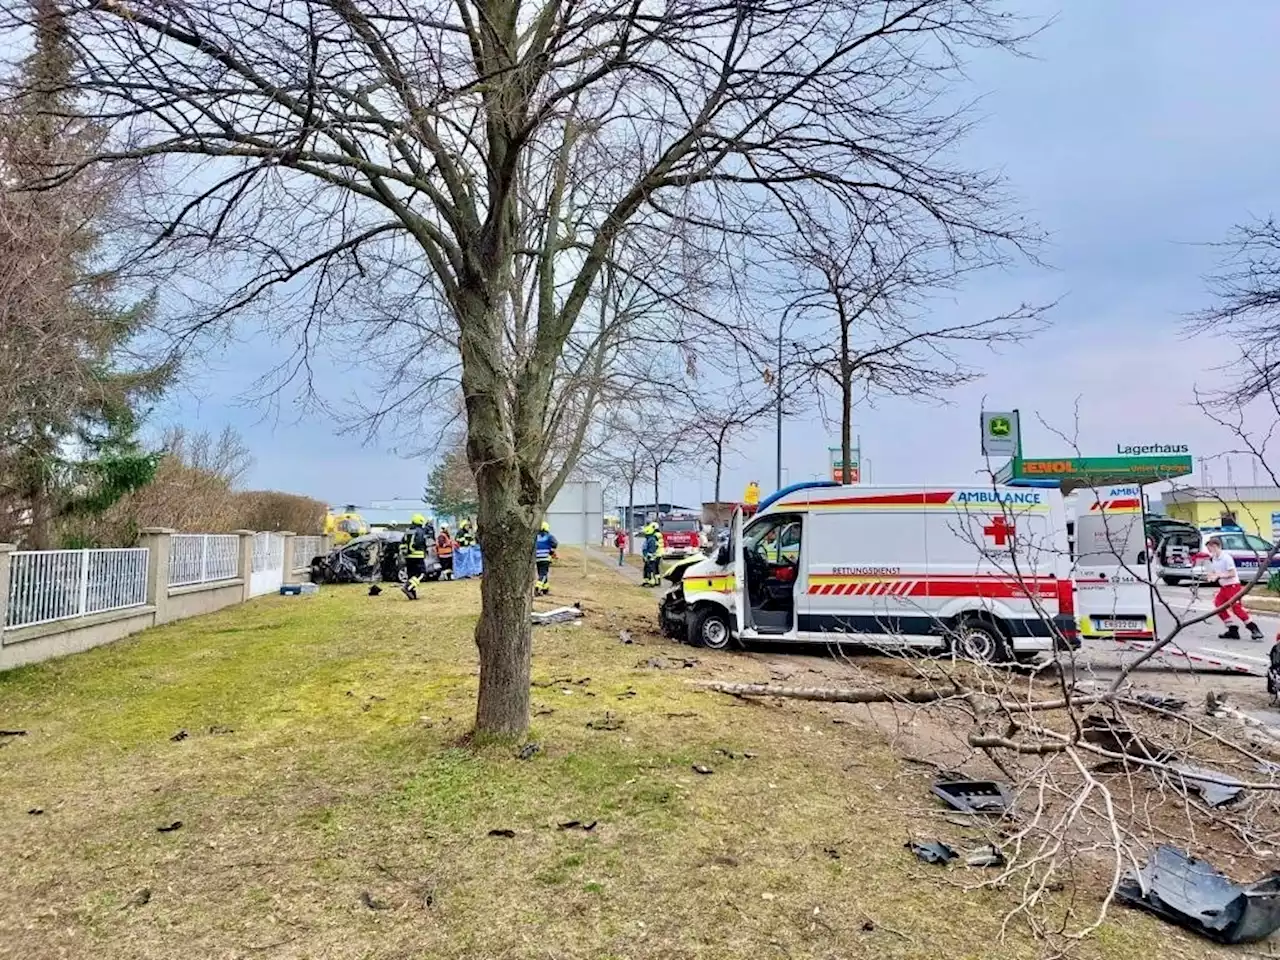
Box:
1095, 617, 1145, 631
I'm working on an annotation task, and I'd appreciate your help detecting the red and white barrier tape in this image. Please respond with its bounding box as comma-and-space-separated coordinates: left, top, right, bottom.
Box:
1106, 636, 1261, 675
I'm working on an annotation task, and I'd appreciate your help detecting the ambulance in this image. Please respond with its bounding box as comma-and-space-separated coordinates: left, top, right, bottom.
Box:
658, 481, 1078, 662
1068, 485, 1155, 639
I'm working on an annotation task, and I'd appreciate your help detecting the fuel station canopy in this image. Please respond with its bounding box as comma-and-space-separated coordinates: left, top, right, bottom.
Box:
997, 454, 1194, 494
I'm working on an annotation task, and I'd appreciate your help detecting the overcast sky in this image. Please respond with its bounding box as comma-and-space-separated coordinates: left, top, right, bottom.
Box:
152, 0, 1280, 511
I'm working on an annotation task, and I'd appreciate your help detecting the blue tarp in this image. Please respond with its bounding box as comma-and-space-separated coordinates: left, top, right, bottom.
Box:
453, 545, 483, 579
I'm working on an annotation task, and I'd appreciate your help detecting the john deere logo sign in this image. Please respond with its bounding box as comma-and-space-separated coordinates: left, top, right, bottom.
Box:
981, 411, 1019, 458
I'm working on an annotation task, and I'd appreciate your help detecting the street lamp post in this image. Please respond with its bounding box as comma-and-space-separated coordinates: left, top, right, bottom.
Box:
775, 314, 784, 490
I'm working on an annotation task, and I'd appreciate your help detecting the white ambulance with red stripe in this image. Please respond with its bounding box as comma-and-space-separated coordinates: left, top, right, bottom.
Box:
658, 481, 1078, 661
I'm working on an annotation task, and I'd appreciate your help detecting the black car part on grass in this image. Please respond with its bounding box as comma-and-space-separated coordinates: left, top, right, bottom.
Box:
1168, 764, 1244, 808
931, 778, 1014, 815
906, 840, 958, 865
1118, 845, 1280, 944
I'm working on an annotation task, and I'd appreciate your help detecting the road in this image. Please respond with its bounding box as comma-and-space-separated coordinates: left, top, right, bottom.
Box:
1078, 583, 1280, 676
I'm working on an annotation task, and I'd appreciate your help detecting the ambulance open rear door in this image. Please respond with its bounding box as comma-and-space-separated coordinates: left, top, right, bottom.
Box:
1072, 485, 1155, 639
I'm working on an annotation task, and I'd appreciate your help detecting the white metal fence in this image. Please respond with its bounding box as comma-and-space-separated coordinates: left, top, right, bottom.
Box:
169, 534, 240, 587
6, 548, 149, 629
293, 536, 325, 569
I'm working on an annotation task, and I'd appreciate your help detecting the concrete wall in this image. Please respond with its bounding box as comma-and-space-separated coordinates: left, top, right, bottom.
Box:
0, 606, 157, 671
546, 480, 604, 546
0, 530, 331, 672
164, 580, 247, 623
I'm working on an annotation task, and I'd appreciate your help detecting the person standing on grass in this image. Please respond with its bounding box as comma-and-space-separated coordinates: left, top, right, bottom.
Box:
614, 528, 627, 565
435, 525, 454, 579
1203, 537, 1265, 640
400, 513, 431, 600
534, 521, 558, 596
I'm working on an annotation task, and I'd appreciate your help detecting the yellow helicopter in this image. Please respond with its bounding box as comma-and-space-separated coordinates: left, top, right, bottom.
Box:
324, 504, 370, 546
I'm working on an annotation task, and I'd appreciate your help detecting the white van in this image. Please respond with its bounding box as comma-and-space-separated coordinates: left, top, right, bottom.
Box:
658, 481, 1078, 662
1068, 485, 1155, 639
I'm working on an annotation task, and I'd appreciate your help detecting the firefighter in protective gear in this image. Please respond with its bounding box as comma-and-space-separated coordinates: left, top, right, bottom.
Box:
435, 525, 454, 579
534, 521, 558, 596
456, 519, 475, 547
641, 522, 662, 587
400, 513, 431, 600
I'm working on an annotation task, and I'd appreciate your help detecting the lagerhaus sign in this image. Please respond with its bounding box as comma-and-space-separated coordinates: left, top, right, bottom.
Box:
1115, 443, 1189, 456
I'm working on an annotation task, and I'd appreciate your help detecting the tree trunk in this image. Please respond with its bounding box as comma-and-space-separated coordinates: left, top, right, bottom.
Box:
458, 289, 539, 738
713, 427, 726, 503
471, 468, 537, 738
840, 376, 853, 484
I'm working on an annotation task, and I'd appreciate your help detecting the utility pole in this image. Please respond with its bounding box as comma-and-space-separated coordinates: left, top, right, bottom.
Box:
775, 314, 784, 490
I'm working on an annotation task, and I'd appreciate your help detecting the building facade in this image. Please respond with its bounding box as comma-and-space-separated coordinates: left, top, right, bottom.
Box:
1164, 487, 1280, 540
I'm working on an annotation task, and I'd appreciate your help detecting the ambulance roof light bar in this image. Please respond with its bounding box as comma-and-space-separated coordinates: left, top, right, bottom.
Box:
756, 480, 841, 513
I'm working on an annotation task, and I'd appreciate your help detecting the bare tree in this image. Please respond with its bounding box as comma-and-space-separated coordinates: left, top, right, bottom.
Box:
9, 0, 1042, 734
1192, 217, 1280, 405
781, 217, 1046, 483
684, 388, 776, 504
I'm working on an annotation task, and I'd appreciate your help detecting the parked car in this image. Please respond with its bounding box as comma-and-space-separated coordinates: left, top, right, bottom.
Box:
1188, 527, 1280, 582
1154, 526, 1202, 585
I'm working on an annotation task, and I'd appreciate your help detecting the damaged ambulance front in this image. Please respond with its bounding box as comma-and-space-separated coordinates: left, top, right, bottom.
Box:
657, 510, 742, 649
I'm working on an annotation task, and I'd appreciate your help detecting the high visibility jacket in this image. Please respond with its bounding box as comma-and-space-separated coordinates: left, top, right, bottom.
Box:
535, 531, 558, 560
402, 525, 428, 559
436, 533, 453, 558
642, 531, 660, 558
456, 525, 475, 546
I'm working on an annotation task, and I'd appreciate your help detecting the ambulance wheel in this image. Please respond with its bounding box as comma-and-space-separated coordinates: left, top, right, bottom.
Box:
689, 606, 733, 650
950, 617, 1011, 664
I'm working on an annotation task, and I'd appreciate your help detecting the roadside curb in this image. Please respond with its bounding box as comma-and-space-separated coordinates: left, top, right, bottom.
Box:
1244, 594, 1280, 615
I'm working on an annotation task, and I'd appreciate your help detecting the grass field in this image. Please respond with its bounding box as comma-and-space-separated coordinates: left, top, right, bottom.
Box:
0, 551, 1207, 959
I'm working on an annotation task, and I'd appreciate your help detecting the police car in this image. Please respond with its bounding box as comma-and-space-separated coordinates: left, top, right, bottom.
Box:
1189, 526, 1280, 581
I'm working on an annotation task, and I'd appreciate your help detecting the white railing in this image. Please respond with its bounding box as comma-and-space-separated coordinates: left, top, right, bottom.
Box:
252, 532, 284, 574
6, 548, 149, 630
169, 534, 240, 587
293, 536, 325, 569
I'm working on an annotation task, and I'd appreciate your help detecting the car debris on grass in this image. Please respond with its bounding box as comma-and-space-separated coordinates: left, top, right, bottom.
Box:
1118, 845, 1280, 944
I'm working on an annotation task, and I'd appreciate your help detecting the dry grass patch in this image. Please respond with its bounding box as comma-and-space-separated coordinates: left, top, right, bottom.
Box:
0, 551, 1216, 959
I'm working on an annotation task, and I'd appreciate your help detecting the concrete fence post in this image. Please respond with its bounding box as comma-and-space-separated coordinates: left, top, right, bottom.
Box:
138, 528, 174, 624
234, 530, 256, 601
279, 532, 297, 584
0, 543, 15, 635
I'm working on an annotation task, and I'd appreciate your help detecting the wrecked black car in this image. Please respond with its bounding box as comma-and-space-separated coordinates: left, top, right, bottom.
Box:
308, 532, 442, 585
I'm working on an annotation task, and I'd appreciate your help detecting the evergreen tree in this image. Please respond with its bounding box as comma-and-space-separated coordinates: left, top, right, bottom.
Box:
0, 0, 172, 546
423, 443, 479, 521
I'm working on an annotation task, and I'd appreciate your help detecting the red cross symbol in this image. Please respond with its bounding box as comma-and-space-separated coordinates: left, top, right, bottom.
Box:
982, 515, 1015, 546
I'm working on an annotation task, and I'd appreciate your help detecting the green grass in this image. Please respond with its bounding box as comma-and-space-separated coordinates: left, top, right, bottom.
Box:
0, 551, 1203, 959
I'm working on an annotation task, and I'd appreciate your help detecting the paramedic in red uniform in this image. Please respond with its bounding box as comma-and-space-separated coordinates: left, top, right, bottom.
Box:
1203, 537, 1265, 640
